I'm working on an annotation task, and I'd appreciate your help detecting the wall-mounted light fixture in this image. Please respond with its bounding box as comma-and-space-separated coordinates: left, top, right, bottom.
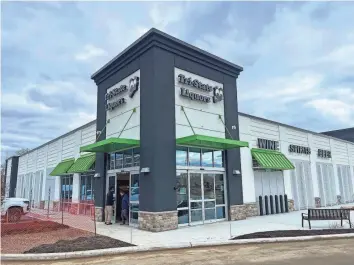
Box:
233, 169, 241, 175
141, 167, 150, 174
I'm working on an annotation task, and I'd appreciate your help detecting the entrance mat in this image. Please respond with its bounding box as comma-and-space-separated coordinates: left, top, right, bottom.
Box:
232, 229, 354, 240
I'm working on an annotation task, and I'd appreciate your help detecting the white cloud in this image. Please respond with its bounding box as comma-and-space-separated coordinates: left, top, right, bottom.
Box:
75, 44, 107, 61
306, 99, 354, 124
149, 2, 184, 31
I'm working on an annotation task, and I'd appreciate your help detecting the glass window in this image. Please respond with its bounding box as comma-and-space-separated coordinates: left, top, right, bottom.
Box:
213, 151, 224, 167
176, 173, 188, 208
80, 174, 93, 201
201, 149, 213, 167
124, 149, 133, 168
133, 148, 140, 167
115, 152, 123, 169
189, 148, 201, 166
110, 154, 115, 170
61, 175, 73, 201
130, 174, 139, 202
215, 174, 225, 205
176, 147, 188, 166
216, 206, 226, 219
178, 209, 189, 225
203, 174, 215, 199
190, 173, 202, 200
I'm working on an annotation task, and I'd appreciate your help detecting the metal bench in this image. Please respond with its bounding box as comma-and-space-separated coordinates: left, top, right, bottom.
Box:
301, 208, 352, 229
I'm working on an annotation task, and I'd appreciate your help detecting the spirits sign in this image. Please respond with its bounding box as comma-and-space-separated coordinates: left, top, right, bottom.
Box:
178, 74, 223, 104
105, 76, 139, 111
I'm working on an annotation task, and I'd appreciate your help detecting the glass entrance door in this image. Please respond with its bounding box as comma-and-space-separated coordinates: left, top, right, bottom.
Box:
188, 172, 223, 225
203, 173, 216, 224
189, 173, 204, 225
129, 172, 140, 226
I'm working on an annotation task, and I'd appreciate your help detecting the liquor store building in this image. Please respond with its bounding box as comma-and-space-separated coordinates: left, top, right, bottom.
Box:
9, 28, 354, 232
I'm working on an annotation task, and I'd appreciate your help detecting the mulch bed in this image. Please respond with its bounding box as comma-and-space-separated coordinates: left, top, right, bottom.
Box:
24, 235, 135, 253
232, 229, 354, 240
1, 220, 69, 236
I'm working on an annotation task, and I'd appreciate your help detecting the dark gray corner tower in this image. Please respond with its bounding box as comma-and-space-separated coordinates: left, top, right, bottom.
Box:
91, 28, 243, 230
4, 156, 19, 198
322, 128, 354, 143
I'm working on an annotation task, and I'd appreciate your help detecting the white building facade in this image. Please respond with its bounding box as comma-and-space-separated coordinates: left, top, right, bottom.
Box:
239, 113, 354, 215
8, 29, 354, 232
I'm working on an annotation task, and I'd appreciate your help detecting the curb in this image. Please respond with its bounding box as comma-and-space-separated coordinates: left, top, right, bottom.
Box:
2, 233, 354, 261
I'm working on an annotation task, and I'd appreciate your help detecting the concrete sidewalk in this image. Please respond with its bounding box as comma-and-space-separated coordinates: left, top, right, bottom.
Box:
96, 203, 354, 247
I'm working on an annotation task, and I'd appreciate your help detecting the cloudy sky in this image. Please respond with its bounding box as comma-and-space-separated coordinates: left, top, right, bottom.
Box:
2, 1, 354, 161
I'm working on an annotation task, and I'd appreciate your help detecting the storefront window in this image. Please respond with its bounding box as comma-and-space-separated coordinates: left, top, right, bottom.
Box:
176, 148, 225, 168
115, 152, 123, 169
176, 173, 188, 208
213, 151, 224, 168
124, 149, 133, 167
133, 148, 140, 167
130, 174, 139, 225
80, 174, 94, 201
108, 154, 115, 170
215, 174, 225, 204
176, 147, 188, 166
201, 149, 213, 167
189, 148, 201, 166
61, 175, 73, 201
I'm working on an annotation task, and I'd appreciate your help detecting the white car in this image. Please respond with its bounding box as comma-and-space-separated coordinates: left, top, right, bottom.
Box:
1, 197, 30, 222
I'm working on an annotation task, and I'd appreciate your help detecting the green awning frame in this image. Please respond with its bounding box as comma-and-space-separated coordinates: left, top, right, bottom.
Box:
176, 134, 249, 150
80, 137, 140, 153
251, 148, 295, 170
49, 158, 75, 176
67, 154, 96, 173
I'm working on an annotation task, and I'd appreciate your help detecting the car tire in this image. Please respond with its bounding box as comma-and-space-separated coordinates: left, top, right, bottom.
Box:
7, 207, 22, 223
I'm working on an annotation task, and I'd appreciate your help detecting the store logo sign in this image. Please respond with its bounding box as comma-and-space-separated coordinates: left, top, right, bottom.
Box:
105, 76, 139, 111
178, 74, 223, 104
257, 138, 279, 150
289, 144, 311, 155
128, 76, 139, 98
318, 149, 331, 159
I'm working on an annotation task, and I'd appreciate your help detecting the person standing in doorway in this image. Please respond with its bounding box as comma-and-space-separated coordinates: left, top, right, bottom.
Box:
105, 186, 114, 225
120, 189, 129, 225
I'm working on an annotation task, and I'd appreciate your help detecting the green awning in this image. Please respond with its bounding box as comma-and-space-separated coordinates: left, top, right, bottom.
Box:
176, 134, 249, 150
251, 148, 295, 170
67, 154, 96, 173
80, 137, 140, 153
49, 158, 75, 176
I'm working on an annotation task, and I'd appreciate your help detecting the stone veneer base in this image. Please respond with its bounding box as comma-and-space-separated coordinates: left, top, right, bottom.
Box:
288, 199, 295, 212
230, 203, 258, 221
138, 211, 178, 232
95, 207, 104, 222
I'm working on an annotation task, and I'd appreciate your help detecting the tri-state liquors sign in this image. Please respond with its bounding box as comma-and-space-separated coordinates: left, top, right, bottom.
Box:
105, 76, 139, 111
178, 74, 223, 104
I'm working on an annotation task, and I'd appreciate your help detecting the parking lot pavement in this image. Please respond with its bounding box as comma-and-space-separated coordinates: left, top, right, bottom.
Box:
3, 238, 354, 265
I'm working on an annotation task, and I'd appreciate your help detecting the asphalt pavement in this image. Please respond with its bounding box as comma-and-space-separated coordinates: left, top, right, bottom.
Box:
3, 238, 354, 265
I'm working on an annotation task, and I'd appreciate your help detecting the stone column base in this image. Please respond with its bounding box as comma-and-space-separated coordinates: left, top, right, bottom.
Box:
95, 207, 104, 222
337, 195, 342, 204
288, 199, 295, 212
138, 211, 178, 232
244, 203, 258, 217
230, 203, 259, 220
230, 205, 247, 220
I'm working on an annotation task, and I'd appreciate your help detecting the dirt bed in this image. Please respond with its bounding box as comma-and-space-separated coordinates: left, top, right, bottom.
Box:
232, 229, 354, 240
1, 228, 93, 254
24, 235, 134, 253
1, 221, 69, 236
